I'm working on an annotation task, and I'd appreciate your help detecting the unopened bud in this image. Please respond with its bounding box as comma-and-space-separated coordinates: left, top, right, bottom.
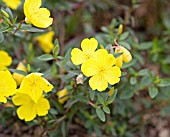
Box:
76, 74, 83, 84
118, 24, 123, 35
1, 9, 9, 18
108, 87, 114, 96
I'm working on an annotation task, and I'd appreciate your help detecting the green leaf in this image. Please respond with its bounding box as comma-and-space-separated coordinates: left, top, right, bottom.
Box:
138, 69, 149, 76
120, 89, 134, 99
139, 75, 152, 89
114, 52, 123, 58
96, 108, 106, 122
37, 54, 54, 61
5, 8, 13, 19
20, 24, 44, 32
130, 77, 137, 85
157, 78, 170, 87
0, 32, 4, 43
9, 69, 27, 76
122, 59, 137, 69
52, 39, 60, 57
103, 106, 110, 114
149, 85, 158, 98
119, 41, 131, 50
107, 89, 118, 104
62, 48, 71, 65
89, 88, 95, 101
97, 95, 105, 105
121, 72, 127, 76
119, 32, 129, 41
137, 42, 152, 50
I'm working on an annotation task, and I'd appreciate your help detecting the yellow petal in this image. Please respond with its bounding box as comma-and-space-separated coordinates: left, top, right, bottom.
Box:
103, 66, 121, 85
89, 73, 108, 92
81, 58, 100, 77
31, 8, 53, 28
12, 92, 32, 106
71, 48, 86, 65
93, 49, 115, 68
0, 50, 12, 67
13, 62, 27, 86
121, 47, 132, 63
18, 73, 53, 103
115, 55, 123, 68
35, 96, 50, 116
0, 70, 17, 103
2, 0, 21, 10
81, 38, 98, 54
17, 102, 36, 121
36, 31, 55, 53
24, 0, 53, 28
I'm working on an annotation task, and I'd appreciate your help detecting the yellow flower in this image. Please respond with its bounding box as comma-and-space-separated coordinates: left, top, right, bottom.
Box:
81, 49, 121, 92
71, 38, 98, 65
12, 93, 50, 121
24, 0, 53, 28
57, 88, 68, 104
2, 0, 21, 10
0, 70, 17, 103
0, 50, 12, 70
36, 31, 55, 53
115, 46, 132, 68
13, 62, 27, 86
18, 73, 53, 103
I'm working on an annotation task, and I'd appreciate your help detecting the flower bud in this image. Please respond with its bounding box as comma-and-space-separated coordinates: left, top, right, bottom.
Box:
118, 24, 123, 35
57, 88, 68, 104
76, 74, 83, 84
1, 9, 9, 18
13, 62, 27, 86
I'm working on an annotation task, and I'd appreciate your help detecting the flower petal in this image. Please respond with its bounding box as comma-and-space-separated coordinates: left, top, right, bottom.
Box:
31, 8, 53, 28
0, 50, 12, 67
12, 92, 32, 106
17, 102, 36, 121
93, 49, 115, 68
35, 96, 50, 116
81, 38, 98, 54
104, 66, 121, 85
81, 58, 100, 77
0, 70, 17, 103
115, 55, 123, 68
89, 73, 108, 91
71, 48, 86, 65
18, 73, 53, 103
121, 47, 132, 63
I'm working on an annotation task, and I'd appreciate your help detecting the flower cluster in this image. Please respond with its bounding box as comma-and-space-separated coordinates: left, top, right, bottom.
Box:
0, 51, 53, 121
71, 38, 123, 92
12, 73, 53, 121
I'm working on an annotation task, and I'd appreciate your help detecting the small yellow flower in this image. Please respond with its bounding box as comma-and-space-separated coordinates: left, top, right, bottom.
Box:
36, 31, 55, 53
115, 46, 132, 68
2, 0, 21, 10
0, 70, 17, 103
18, 73, 53, 103
12, 93, 50, 121
57, 88, 68, 104
24, 0, 53, 28
13, 62, 27, 86
0, 50, 12, 70
71, 38, 98, 65
81, 49, 121, 92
